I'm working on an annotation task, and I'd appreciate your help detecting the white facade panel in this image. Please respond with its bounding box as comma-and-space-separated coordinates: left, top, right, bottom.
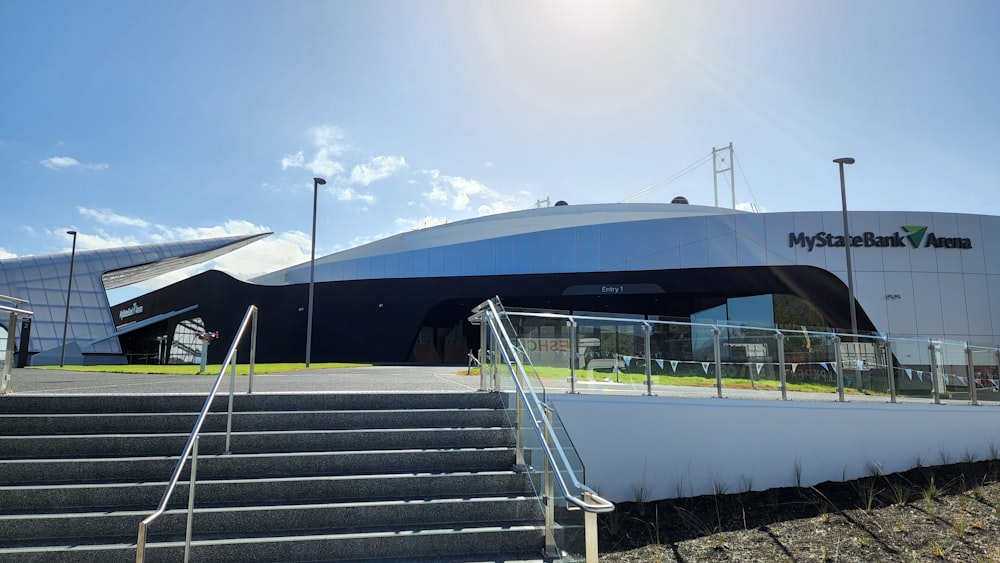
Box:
932, 213, 964, 273
983, 218, 1000, 275
958, 215, 986, 274
707, 215, 738, 267
904, 212, 938, 273
849, 211, 886, 273
762, 213, 797, 265
792, 212, 828, 269
988, 275, 1000, 342
963, 274, 992, 338
938, 272, 971, 340
650, 219, 681, 269
854, 271, 888, 333
877, 212, 913, 272
911, 272, 946, 336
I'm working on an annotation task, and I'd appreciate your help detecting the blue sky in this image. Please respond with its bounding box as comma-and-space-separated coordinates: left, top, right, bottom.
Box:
2, 0, 999, 303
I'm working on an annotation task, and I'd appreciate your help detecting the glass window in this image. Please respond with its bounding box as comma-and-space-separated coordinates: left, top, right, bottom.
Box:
625, 221, 653, 271
513, 234, 532, 274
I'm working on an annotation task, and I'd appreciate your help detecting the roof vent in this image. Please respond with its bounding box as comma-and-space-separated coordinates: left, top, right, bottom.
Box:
671, 196, 689, 204
554, 200, 569, 206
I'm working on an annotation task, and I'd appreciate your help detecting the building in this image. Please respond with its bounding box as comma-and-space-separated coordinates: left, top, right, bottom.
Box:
111, 202, 1000, 367
0, 233, 268, 365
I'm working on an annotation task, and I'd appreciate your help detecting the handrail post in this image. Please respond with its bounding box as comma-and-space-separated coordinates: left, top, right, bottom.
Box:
776, 331, 787, 401
584, 491, 599, 563
885, 337, 897, 403
643, 322, 653, 396
248, 307, 258, 393
966, 343, 978, 406
183, 435, 199, 563
225, 352, 237, 454
543, 407, 557, 558
929, 340, 941, 404
479, 317, 488, 391
712, 326, 723, 398
833, 336, 845, 402
514, 390, 525, 466
568, 319, 578, 394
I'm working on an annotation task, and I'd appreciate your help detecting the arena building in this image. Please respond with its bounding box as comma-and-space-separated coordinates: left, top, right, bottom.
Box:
108, 201, 1000, 368
0, 234, 267, 365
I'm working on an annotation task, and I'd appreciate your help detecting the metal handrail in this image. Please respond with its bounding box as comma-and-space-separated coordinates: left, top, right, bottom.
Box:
473, 299, 614, 515
135, 305, 258, 563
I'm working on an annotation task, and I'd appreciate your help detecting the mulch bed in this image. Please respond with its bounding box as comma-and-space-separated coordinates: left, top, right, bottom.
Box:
599, 461, 1000, 562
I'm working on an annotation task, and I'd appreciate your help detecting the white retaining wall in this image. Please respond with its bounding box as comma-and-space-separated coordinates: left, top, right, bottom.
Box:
551, 393, 1000, 503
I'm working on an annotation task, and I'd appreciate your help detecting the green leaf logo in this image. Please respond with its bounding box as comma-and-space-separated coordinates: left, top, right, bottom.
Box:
901, 226, 928, 248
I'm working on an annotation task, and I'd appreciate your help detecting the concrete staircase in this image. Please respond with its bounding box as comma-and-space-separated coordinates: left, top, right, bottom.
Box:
0, 392, 548, 562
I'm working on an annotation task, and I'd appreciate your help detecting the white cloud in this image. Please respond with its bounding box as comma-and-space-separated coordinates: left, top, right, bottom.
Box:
350, 155, 406, 186
78, 207, 150, 228
280, 125, 351, 178
0, 247, 15, 259
736, 201, 764, 213
40, 156, 108, 170
422, 169, 498, 211
484, 161, 495, 168
333, 186, 376, 205
40, 156, 80, 169
477, 200, 522, 216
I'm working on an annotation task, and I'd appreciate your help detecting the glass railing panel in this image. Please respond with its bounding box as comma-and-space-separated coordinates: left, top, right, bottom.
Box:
890, 337, 935, 399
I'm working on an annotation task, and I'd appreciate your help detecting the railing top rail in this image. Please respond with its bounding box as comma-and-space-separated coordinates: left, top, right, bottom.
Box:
137, 305, 257, 530
474, 299, 614, 514
503, 309, 1000, 351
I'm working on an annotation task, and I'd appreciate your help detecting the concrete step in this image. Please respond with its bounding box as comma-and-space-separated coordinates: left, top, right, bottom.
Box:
0, 408, 510, 435
0, 427, 514, 458
0, 391, 500, 414
0, 524, 547, 562
0, 496, 541, 544
0, 470, 533, 513
0, 447, 518, 485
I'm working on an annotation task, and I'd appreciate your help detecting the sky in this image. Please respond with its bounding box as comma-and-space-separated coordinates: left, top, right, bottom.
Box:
2, 0, 999, 304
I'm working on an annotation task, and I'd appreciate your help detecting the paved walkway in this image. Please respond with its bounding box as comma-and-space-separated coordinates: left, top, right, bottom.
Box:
5, 365, 998, 408
3, 366, 484, 395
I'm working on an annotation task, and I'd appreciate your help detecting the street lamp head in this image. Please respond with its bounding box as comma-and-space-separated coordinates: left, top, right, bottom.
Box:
833, 157, 855, 165
67, 230, 77, 236
313, 177, 327, 185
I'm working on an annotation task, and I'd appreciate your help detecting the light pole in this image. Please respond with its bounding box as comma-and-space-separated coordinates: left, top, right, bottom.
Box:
59, 230, 78, 367
305, 177, 326, 367
834, 157, 860, 390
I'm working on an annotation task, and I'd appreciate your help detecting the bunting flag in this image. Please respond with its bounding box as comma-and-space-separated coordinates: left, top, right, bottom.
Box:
820, 362, 829, 372
791, 363, 798, 375
905, 369, 913, 380
916, 372, 924, 382
622, 356, 632, 367
670, 360, 678, 373
656, 359, 664, 370
702, 362, 710, 374
958, 376, 967, 386
755, 363, 764, 375
831, 362, 838, 374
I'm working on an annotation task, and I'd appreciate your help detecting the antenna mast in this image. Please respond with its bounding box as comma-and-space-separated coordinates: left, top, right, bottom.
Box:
712, 143, 735, 209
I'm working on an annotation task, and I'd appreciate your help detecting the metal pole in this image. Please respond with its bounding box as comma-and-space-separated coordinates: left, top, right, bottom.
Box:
966, 343, 978, 406
729, 142, 735, 210
248, 307, 258, 394
643, 322, 653, 396
542, 407, 556, 558
833, 335, 845, 402
777, 331, 787, 401
583, 491, 599, 563
225, 354, 237, 454
479, 319, 488, 391
1, 311, 18, 393
885, 337, 897, 403
834, 158, 858, 347
712, 326, 723, 398
305, 177, 326, 367
569, 319, 578, 394
183, 435, 199, 563
59, 231, 78, 367
712, 146, 719, 207
929, 340, 941, 405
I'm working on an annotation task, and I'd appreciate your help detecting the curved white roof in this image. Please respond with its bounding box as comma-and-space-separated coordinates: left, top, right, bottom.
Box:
254, 202, 741, 284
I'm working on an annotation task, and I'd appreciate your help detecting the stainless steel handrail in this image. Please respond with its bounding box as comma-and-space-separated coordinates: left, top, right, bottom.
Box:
472, 298, 614, 517
135, 305, 258, 563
